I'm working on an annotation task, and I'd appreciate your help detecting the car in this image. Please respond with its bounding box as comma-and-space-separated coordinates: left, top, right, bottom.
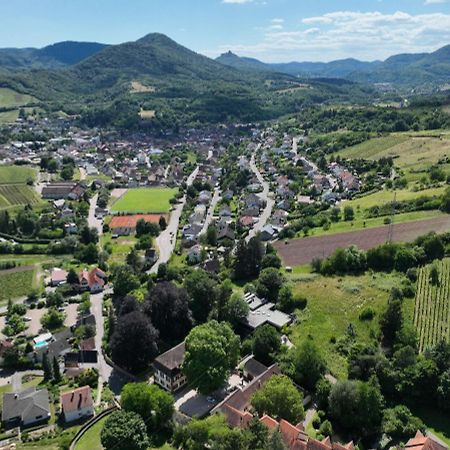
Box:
23, 317, 32, 322
206, 396, 216, 404
57, 307, 65, 312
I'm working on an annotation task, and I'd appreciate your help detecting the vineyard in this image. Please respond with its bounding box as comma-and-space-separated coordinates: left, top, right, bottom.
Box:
414, 258, 450, 352
0, 185, 41, 209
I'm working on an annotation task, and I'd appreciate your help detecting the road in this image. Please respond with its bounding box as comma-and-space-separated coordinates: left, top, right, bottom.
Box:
246, 150, 275, 242
79, 167, 87, 181
200, 186, 221, 235
150, 166, 199, 274
88, 194, 103, 236
91, 290, 131, 394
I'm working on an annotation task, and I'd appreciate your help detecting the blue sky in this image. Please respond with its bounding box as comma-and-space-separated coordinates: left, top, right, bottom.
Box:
1, 0, 450, 62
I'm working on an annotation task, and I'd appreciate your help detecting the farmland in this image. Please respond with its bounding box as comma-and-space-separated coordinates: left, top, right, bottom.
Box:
0, 184, 41, 210
414, 258, 450, 352
0, 87, 36, 108
110, 187, 177, 213
0, 267, 36, 304
339, 134, 410, 159
275, 215, 450, 267
0, 166, 37, 184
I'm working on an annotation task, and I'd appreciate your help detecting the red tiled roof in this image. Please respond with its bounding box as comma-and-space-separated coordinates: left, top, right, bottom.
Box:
61, 386, 93, 414
406, 431, 448, 450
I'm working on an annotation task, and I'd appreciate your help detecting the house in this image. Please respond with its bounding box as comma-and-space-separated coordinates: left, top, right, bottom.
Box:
32, 329, 73, 363
211, 364, 281, 427
219, 206, 231, 218
202, 258, 221, 274
244, 193, 262, 210
405, 431, 448, 450
42, 182, 86, 200
182, 224, 203, 247
153, 342, 187, 393
241, 355, 268, 381
50, 268, 68, 287
239, 216, 255, 229
243, 293, 292, 331
2, 388, 51, 428
217, 226, 235, 242
260, 224, 277, 242
60, 386, 94, 423
187, 244, 202, 264
79, 267, 107, 293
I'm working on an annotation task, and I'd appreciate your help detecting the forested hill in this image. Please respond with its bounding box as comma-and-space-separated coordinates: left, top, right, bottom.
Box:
0, 41, 108, 69
216, 45, 450, 87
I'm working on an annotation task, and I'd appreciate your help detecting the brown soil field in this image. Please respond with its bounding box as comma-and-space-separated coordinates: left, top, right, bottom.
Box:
275, 216, 450, 267
110, 214, 169, 230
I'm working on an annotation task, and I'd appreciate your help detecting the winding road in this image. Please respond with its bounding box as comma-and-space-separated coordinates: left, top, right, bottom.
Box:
246, 150, 275, 242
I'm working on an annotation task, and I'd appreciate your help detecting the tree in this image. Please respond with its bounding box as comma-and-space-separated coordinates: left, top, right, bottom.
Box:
233, 237, 264, 280
43, 353, 52, 382
121, 383, 174, 432
437, 369, 450, 411
267, 430, 288, 450
252, 324, 281, 366
380, 299, 403, 346
182, 321, 240, 394
382, 405, 425, 440
144, 282, 192, 342
109, 311, 159, 374
261, 253, 282, 269
256, 268, 283, 302
430, 262, 440, 286
223, 293, 250, 329
66, 268, 79, 285
291, 340, 326, 390
53, 356, 61, 383
41, 308, 65, 330
184, 269, 218, 323
251, 375, 304, 424
207, 224, 218, 246
343, 206, 354, 221
80, 226, 99, 245
101, 410, 149, 450
159, 215, 167, 231
112, 265, 140, 298
247, 417, 269, 449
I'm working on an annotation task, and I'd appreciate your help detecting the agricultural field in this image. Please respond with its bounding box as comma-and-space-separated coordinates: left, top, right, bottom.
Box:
0, 165, 37, 184
0, 184, 41, 210
339, 134, 410, 159
0, 267, 36, 304
276, 215, 450, 267
110, 187, 177, 213
414, 258, 450, 352
0, 87, 36, 108
288, 271, 410, 378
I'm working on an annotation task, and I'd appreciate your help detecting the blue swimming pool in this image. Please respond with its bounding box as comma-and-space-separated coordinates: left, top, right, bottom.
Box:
35, 341, 48, 348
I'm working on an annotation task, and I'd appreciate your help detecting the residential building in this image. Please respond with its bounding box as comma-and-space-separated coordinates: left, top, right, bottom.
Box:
153, 342, 186, 393
405, 431, 448, 450
50, 268, 68, 287
2, 388, 51, 428
79, 267, 107, 293
60, 386, 94, 423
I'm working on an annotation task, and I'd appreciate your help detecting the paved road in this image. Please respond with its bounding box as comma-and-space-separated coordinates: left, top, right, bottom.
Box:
246, 150, 275, 242
150, 166, 199, 274
200, 186, 221, 235
91, 290, 131, 394
79, 167, 87, 181
88, 194, 103, 236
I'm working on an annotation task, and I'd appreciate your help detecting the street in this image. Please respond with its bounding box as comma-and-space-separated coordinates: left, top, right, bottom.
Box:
200, 186, 221, 236
150, 166, 199, 274
246, 150, 275, 242
88, 194, 103, 236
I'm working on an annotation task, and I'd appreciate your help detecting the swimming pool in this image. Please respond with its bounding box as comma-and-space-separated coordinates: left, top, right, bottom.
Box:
34, 341, 48, 349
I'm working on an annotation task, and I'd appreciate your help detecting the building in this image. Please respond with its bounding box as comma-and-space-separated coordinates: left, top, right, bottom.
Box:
243, 292, 292, 330
405, 431, 448, 450
42, 182, 86, 200
60, 386, 94, 423
79, 267, 107, 293
50, 268, 68, 287
153, 342, 186, 393
2, 388, 50, 428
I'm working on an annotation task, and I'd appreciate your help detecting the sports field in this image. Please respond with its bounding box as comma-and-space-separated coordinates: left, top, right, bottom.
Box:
0, 166, 37, 184
110, 188, 177, 213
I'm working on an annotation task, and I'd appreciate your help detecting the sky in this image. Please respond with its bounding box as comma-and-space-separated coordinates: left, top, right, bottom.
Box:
1, 0, 450, 62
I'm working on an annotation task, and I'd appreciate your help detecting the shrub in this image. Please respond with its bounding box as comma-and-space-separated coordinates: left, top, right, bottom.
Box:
359, 307, 375, 321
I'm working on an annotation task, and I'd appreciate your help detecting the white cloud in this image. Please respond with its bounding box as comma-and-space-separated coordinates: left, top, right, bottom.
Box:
424, 0, 448, 4
210, 10, 450, 62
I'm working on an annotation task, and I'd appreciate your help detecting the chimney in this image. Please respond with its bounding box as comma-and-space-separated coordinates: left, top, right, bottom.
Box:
78, 394, 82, 410
71, 392, 74, 402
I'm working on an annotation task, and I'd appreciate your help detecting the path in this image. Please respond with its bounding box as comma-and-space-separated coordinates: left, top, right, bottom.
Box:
88, 194, 103, 236
79, 167, 87, 181
11, 370, 43, 391
150, 166, 199, 274
246, 150, 275, 242
303, 406, 317, 429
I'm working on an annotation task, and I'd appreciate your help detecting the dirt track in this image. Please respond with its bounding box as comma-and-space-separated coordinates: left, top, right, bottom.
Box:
275, 216, 450, 267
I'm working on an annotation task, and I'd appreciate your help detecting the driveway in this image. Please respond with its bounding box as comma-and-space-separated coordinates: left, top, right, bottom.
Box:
150, 166, 199, 274
246, 150, 275, 242
25, 308, 46, 337
64, 303, 78, 328
200, 186, 221, 235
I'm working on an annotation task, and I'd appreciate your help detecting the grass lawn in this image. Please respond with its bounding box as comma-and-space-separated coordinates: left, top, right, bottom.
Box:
0, 268, 36, 304
288, 271, 411, 379
409, 404, 450, 447
110, 188, 177, 213
0, 166, 37, 184
345, 186, 446, 211
74, 415, 108, 450
101, 234, 138, 264
304, 210, 444, 238
0, 88, 36, 108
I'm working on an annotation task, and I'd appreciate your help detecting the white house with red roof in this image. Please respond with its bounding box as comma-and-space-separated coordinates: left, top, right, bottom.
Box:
79, 268, 107, 293
60, 386, 94, 423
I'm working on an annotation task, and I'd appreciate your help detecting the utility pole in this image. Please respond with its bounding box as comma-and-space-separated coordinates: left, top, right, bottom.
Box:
387, 191, 397, 244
